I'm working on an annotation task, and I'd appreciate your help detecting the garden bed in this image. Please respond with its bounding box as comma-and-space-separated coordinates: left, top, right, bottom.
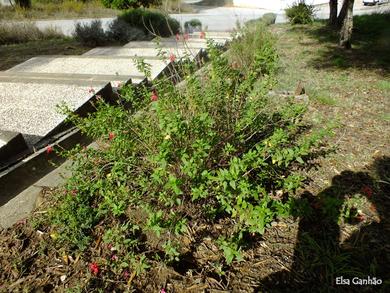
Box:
0, 14, 389, 292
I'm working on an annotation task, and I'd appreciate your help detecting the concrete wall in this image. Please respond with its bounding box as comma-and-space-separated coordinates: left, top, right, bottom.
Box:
0, 0, 11, 6
233, 0, 329, 11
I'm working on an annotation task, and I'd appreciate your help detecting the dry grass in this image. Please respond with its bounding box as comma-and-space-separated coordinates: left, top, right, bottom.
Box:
0, 38, 92, 70
0, 0, 118, 20
271, 22, 389, 191
0, 22, 64, 45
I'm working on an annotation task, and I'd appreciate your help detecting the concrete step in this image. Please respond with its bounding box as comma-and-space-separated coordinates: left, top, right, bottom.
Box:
0, 80, 113, 147
124, 40, 211, 49
0, 71, 144, 88
0, 130, 28, 167
83, 46, 203, 61
7, 55, 170, 83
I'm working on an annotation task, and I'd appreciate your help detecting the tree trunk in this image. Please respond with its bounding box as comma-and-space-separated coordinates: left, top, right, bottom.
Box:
329, 0, 338, 26
15, 0, 31, 9
339, 0, 354, 49
337, 0, 349, 28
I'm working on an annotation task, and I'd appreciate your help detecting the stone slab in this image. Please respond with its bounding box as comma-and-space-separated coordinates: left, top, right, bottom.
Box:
7, 55, 169, 82
0, 71, 143, 88
0, 130, 28, 165
83, 47, 202, 61
124, 40, 210, 49
0, 81, 111, 146
0, 185, 42, 230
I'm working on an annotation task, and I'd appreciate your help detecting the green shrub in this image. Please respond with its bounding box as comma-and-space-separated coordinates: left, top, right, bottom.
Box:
228, 21, 278, 75
106, 18, 146, 43
285, 0, 314, 25
73, 20, 108, 46
119, 8, 179, 37
50, 23, 329, 273
101, 0, 161, 9
73, 18, 149, 45
184, 18, 202, 32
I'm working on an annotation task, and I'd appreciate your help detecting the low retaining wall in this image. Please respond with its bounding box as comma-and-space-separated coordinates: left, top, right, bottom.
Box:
233, 0, 330, 11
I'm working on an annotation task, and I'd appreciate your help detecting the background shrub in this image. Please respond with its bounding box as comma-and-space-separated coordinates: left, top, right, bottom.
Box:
184, 18, 202, 33
101, 0, 161, 9
106, 18, 146, 43
73, 18, 148, 45
73, 20, 108, 46
285, 0, 315, 25
119, 8, 179, 37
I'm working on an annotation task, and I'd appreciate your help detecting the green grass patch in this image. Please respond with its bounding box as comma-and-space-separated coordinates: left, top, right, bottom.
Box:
379, 113, 390, 122
312, 94, 338, 106
377, 80, 390, 91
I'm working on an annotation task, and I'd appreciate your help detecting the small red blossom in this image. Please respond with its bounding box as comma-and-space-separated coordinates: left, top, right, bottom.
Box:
151, 90, 158, 102
200, 31, 206, 39
46, 145, 53, 154
108, 132, 115, 141
160, 289, 167, 293
175, 33, 180, 41
312, 201, 322, 210
88, 88, 95, 94
355, 214, 365, 222
89, 262, 99, 275
169, 53, 176, 62
123, 270, 130, 280
111, 254, 118, 261
361, 186, 373, 198
184, 33, 189, 40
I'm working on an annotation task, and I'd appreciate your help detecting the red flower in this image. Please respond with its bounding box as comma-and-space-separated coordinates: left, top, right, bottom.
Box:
151, 90, 158, 102
46, 145, 53, 154
169, 53, 176, 62
355, 214, 365, 222
111, 254, 118, 261
108, 132, 115, 141
312, 201, 321, 210
200, 31, 206, 39
184, 33, 189, 40
361, 186, 373, 198
175, 33, 180, 41
123, 270, 130, 280
88, 88, 95, 94
89, 262, 99, 275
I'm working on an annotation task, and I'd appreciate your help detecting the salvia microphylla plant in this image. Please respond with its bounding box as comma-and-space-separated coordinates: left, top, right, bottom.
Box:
49, 22, 329, 283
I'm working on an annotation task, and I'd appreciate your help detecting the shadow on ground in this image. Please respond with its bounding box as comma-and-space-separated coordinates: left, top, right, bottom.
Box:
292, 13, 390, 73
259, 156, 390, 292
